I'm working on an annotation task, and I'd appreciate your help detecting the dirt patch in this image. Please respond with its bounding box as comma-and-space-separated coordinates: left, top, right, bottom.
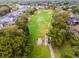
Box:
37, 37, 43, 46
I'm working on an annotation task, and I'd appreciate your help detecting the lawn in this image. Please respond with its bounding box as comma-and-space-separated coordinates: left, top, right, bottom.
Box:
28, 9, 53, 58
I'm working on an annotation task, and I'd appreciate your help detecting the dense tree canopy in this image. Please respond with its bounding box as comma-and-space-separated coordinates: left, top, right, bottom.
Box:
0, 6, 10, 16
48, 10, 79, 57
0, 12, 33, 57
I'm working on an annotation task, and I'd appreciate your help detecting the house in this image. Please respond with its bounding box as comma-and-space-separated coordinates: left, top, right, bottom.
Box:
68, 17, 79, 25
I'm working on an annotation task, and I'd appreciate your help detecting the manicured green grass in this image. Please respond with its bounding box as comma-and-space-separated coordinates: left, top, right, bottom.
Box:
28, 9, 53, 58
31, 45, 51, 58
29, 10, 53, 40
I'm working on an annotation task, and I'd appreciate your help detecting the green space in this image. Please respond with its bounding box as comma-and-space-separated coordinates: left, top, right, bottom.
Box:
1, 2, 79, 58
28, 9, 53, 58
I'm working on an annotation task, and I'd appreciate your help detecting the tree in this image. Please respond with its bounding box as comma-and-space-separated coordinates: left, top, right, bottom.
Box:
0, 24, 33, 58
16, 13, 34, 57
48, 9, 79, 58
55, 10, 69, 20
60, 43, 75, 58
27, 7, 37, 15
74, 47, 79, 57
0, 33, 25, 57
0, 5, 10, 16
48, 14, 69, 47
